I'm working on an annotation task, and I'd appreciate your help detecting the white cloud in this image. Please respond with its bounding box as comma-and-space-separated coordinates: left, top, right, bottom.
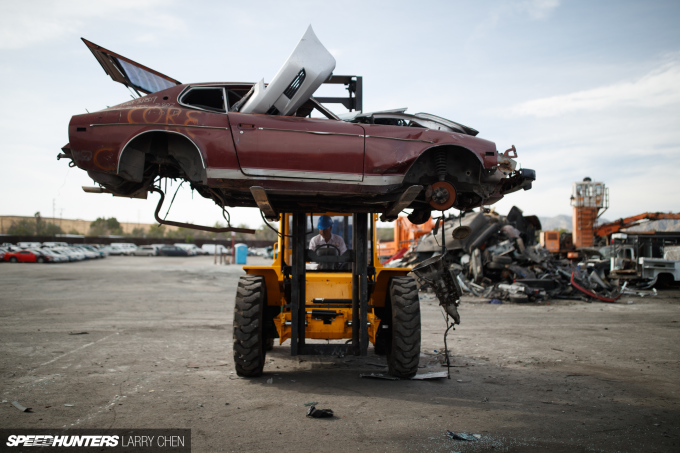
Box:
466, 1, 560, 54
520, 0, 560, 20
0, 0, 181, 50
509, 61, 680, 117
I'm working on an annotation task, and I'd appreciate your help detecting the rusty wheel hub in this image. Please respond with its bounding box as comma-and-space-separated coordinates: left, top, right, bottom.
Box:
428, 181, 456, 210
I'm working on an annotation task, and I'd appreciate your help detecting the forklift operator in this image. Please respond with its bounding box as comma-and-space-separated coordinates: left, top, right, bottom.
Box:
309, 215, 347, 255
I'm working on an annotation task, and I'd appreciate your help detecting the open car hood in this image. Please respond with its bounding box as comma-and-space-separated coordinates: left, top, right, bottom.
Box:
82, 38, 181, 95
239, 26, 336, 116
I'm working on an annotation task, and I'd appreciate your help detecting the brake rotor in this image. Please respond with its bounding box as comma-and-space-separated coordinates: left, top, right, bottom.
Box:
428, 181, 457, 210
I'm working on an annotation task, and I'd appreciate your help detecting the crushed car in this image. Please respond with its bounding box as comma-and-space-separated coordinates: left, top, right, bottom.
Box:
59, 27, 535, 227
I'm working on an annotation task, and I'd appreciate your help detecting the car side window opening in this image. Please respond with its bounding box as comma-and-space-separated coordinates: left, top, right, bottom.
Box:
180, 87, 226, 112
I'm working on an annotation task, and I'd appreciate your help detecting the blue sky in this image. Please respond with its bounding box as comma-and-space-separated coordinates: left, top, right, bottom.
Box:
1, 0, 679, 228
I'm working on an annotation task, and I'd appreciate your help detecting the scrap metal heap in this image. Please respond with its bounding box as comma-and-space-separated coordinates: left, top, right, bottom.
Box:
386, 207, 656, 303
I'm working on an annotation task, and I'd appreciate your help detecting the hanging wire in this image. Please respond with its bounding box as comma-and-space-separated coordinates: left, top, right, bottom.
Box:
207, 188, 233, 229
259, 211, 317, 239
432, 216, 442, 249
163, 180, 183, 221
260, 210, 292, 238
443, 317, 455, 379
439, 307, 456, 379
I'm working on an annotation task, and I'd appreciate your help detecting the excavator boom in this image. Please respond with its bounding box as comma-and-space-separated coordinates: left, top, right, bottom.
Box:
595, 212, 680, 238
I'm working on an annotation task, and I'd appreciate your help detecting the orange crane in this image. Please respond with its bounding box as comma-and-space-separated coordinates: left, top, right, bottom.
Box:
542, 178, 679, 255
594, 212, 680, 238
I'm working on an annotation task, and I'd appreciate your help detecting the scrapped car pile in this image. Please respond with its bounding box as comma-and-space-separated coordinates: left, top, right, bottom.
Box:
386, 207, 643, 303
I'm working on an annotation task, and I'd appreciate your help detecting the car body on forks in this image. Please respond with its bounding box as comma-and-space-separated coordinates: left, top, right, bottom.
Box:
60, 27, 535, 222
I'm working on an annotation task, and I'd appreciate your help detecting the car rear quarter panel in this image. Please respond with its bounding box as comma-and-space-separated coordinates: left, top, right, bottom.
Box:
68, 91, 240, 174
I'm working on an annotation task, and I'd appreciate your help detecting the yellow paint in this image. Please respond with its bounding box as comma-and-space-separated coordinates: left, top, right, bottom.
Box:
245, 213, 412, 346
273, 310, 380, 344
305, 273, 352, 302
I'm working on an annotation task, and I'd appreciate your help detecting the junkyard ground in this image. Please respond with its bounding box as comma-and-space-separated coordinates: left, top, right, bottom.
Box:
1, 256, 678, 452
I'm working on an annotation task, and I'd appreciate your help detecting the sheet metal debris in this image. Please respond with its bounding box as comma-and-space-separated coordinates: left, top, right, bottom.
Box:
11, 401, 31, 412
306, 406, 334, 418
359, 373, 400, 380
446, 431, 480, 441
411, 371, 449, 380
621, 283, 658, 297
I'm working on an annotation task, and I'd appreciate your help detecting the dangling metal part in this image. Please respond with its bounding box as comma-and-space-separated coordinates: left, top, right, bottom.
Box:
150, 187, 255, 234
250, 186, 278, 221
452, 225, 472, 240
380, 185, 422, 222
412, 253, 462, 324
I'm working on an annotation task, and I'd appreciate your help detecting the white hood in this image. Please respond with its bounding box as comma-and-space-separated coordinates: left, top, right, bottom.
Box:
239, 26, 336, 116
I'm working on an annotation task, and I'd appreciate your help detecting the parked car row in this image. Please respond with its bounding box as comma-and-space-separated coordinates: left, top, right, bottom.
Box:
120, 243, 210, 256
1, 243, 108, 264
1, 241, 219, 263
131, 244, 194, 256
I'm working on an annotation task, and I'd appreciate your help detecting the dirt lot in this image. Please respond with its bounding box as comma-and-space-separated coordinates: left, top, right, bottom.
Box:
1, 256, 678, 452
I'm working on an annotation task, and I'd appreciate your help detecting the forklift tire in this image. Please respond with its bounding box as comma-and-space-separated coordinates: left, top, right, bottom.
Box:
387, 276, 421, 378
233, 275, 267, 377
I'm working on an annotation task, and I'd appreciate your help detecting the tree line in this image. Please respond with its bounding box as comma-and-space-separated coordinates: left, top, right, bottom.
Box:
6, 214, 278, 243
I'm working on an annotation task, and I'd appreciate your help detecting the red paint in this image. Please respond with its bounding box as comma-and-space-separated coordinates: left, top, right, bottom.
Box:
65, 83, 533, 212
3, 250, 45, 263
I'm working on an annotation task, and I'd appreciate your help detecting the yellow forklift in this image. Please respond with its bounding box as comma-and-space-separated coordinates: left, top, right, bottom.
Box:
232, 212, 423, 378
229, 78, 463, 379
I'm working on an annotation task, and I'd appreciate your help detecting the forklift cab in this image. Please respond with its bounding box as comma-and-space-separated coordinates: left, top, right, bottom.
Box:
283, 214, 364, 271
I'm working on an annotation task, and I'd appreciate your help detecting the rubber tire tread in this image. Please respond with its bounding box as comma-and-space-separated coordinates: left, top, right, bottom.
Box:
233, 275, 266, 377
387, 276, 421, 378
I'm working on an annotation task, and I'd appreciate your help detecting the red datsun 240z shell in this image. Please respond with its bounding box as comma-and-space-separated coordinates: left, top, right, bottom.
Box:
61, 32, 535, 224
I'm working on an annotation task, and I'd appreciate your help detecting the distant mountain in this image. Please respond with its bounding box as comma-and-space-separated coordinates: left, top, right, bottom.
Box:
623, 219, 680, 233
536, 215, 680, 233
538, 215, 572, 231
